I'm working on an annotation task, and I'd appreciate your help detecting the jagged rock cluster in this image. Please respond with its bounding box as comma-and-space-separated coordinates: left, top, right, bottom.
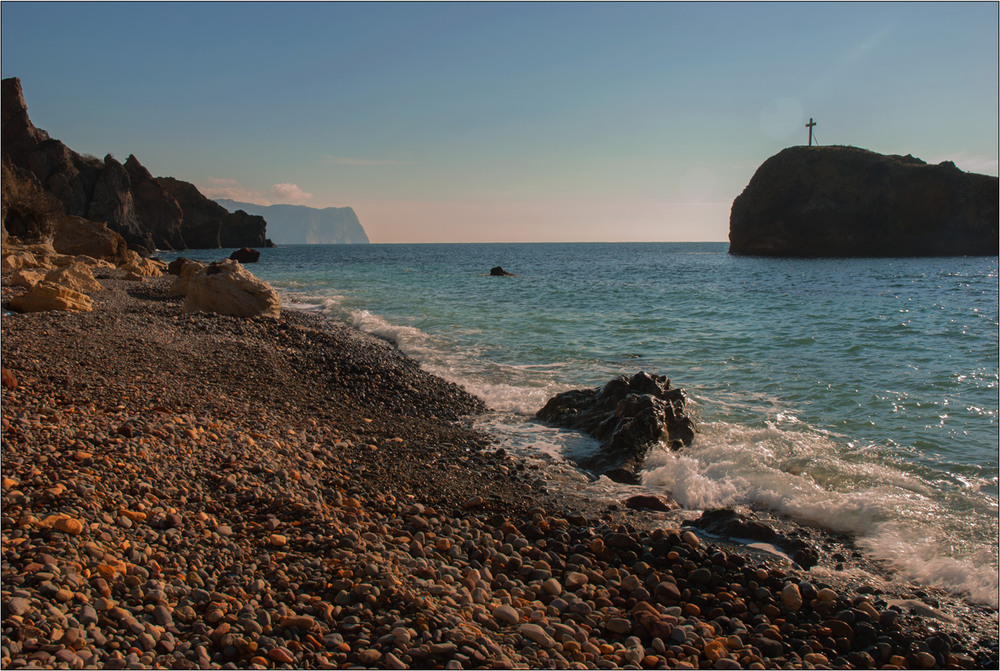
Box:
536, 372, 697, 484
729, 145, 999, 257
2, 77, 272, 254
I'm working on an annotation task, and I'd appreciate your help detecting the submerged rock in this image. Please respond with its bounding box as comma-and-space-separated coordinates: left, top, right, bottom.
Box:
684, 508, 819, 568
536, 371, 696, 482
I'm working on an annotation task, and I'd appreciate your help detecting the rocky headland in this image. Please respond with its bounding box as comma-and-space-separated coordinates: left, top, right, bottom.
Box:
729, 146, 999, 257
214, 200, 370, 246
2, 264, 998, 669
2, 77, 272, 255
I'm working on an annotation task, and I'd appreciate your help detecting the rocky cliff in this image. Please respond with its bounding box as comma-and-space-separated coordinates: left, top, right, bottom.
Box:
159, 179, 269, 250
215, 199, 369, 244
729, 145, 998, 257
1, 77, 272, 253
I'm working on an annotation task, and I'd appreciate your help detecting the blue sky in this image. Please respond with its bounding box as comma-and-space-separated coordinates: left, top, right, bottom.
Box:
2, 1, 997, 243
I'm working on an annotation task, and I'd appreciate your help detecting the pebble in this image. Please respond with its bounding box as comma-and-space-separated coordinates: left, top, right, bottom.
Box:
781, 581, 803, 611
493, 604, 521, 625
519, 623, 556, 648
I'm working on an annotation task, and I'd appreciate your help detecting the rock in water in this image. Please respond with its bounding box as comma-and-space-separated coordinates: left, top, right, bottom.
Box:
490, 266, 514, 276
536, 371, 696, 482
184, 259, 281, 318
625, 494, 679, 512
229, 246, 261, 263
685, 508, 819, 569
729, 145, 998, 256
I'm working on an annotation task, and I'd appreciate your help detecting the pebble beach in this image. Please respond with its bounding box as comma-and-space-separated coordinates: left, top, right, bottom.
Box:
2, 273, 997, 670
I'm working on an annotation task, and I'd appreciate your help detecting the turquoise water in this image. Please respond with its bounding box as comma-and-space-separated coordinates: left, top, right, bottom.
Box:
164, 243, 999, 605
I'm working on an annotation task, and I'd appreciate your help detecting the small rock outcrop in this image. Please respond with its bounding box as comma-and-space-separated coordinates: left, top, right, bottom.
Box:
229, 246, 261, 263
490, 266, 515, 276
183, 259, 281, 319
730, 145, 999, 257
536, 372, 696, 483
684, 509, 819, 569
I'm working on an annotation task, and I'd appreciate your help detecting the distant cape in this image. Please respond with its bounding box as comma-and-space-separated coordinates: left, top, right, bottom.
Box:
215, 199, 370, 245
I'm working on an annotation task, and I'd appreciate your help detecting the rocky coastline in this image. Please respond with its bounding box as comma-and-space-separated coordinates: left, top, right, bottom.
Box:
2, 274, 997, 670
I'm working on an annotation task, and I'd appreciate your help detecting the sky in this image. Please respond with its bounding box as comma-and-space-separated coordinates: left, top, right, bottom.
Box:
2, 1, 997, 243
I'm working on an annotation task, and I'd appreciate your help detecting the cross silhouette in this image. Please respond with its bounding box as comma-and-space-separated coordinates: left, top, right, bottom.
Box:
806, 118, 817, 146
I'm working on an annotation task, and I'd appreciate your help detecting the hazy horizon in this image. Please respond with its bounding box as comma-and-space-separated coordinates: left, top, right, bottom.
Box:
2, 2, 997, 243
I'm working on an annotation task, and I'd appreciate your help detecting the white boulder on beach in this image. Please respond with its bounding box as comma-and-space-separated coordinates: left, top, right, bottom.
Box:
182, 258, 281, 319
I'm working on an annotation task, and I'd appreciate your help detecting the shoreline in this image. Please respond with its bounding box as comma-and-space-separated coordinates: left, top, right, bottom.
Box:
2, 273, 997, 669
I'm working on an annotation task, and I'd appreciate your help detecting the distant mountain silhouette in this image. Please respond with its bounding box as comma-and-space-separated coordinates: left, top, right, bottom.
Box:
215, 199, 370, 245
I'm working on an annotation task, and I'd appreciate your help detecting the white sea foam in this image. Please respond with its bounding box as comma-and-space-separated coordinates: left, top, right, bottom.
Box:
267, 262, 998, 609
640, 419, 1000, 607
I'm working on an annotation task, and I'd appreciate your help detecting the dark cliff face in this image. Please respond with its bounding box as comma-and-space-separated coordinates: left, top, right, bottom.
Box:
1, 77, 270, 252
729, 145, 999, 257
157, 177, 271, 250
124, 155, 186, 250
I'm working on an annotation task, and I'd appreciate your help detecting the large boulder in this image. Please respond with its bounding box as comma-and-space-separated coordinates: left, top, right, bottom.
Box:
1, 249, 44, 270
168, 259, 207, 296
536, 371, 697, 483
51, 216, 131, 265
183, 259, 281, 318
120, 257, 166, 278
729, 145, 999, 256
9, 280, 93, 313
44, 263, 103, 294
9, 268, 46, 288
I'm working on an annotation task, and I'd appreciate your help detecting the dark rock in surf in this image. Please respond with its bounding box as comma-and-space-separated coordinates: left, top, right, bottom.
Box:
229, 246, 261, 263
685, 508, 819, 569
536, 371, 696, 482
489, 266, 514, 276
625, 494, 678, 512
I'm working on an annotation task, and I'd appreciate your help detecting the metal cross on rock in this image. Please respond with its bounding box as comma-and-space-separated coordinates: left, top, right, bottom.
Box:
806, 118, 817, 146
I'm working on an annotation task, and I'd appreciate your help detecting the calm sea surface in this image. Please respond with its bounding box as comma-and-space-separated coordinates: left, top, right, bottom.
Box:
163, 243, 999, 606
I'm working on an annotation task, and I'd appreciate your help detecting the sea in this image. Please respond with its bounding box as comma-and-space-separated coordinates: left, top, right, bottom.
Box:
161, 242, 999, 608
